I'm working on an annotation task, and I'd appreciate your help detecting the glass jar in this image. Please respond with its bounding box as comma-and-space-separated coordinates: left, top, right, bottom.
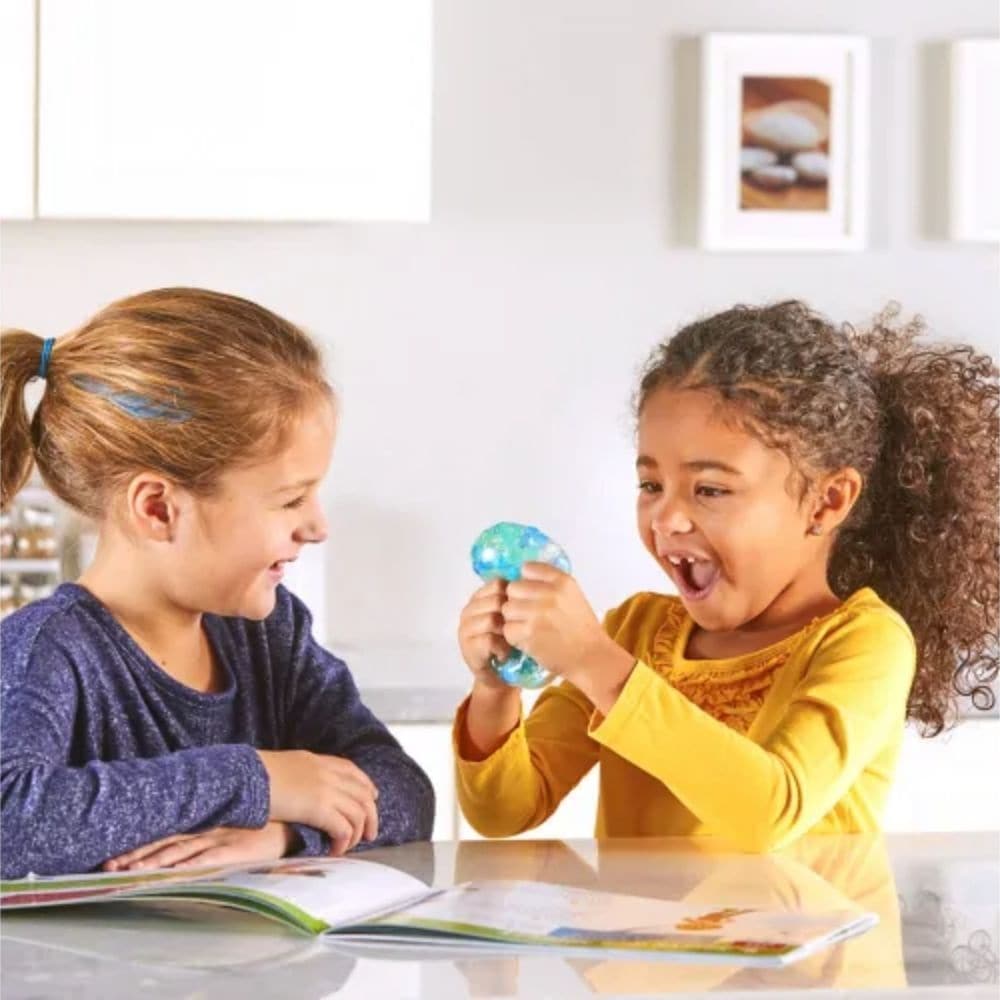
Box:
0, 577, 15, 619
14, 506, 59, 560
18, 573, 58, 604
0, 510, 14, 559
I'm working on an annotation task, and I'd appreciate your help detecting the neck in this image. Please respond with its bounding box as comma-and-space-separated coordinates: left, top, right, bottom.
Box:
77, 531, 217, 691
744, 555, 841, 637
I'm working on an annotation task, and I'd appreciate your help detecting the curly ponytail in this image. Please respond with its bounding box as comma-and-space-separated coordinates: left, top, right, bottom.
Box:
637, 301, 999, 735
831, 310, 999, 733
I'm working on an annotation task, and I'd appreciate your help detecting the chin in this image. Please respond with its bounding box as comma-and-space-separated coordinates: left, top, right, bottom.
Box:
679, 592, 740, 633
234, 588, 279, 621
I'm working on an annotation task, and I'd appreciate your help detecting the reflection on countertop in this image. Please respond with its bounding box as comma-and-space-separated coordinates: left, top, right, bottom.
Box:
2, 833, 996, 999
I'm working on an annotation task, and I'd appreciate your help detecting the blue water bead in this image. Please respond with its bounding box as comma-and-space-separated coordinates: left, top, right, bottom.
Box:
469, 522, 572, 689
471, 522, 571, 582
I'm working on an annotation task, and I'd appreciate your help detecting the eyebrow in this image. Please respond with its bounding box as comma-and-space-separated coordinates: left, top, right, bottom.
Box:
273, 478, 318, 494
635, 456, 743, 476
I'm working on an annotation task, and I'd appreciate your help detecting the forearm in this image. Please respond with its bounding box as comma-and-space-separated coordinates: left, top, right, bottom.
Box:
460, 682, 522, 760
454, 683, 600, 838
590, 661, 898, 851
0, 745, 270, 878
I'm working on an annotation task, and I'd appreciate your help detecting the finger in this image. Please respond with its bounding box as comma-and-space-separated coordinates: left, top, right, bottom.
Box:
339, 797, 367, 851
520, 562, 563, 582
500, 598, 539, 622
461, 594, 506, 619
459, 610, 505, 636
326, 816, 355, 857
362, 792, 379, 842
124, 836, 218, 871
505, 579, 553, 600
174, 846, 236, 868
472, 579, 507, 599
503, 622, 528, 648
103, 833, 198, 871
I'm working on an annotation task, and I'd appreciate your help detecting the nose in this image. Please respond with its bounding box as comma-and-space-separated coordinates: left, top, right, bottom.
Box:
650, 492, 694, 538
294, 498, 329, 545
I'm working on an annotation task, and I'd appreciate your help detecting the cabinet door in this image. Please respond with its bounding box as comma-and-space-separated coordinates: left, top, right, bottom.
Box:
38, 0, 431, 220
0, 0, 35, 219
458, 765, 599, 842
388, 723, 456, 842
883, 720, 1000, 833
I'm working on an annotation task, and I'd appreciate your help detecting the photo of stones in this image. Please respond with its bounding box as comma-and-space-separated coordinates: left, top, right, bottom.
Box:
740, 76, 831, 212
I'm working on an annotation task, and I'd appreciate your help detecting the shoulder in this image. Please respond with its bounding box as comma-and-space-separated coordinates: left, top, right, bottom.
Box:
0, 585, 96, 693
803, 587, 916, 685
602, 591, 687, 645
821, 588, 915, 652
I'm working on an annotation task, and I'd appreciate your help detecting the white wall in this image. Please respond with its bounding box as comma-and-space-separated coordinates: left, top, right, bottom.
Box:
2, 0, 997, 658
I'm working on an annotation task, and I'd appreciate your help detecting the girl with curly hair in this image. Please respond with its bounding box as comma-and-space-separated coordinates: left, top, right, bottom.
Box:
454, 301, 998, 851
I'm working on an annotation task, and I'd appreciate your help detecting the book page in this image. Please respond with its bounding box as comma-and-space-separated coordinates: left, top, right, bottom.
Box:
180, 858, 432, 933
2, 858, 432, 936
358, 880, 875, 961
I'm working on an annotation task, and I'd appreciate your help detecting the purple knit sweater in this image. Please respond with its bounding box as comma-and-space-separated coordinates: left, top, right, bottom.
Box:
0, 583, 434, 878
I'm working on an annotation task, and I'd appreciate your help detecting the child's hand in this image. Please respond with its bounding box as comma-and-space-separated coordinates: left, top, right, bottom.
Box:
458, 579, 514, 691
257, 750, 379, 855
102, 822, 294, 871
503, 563, 635, 709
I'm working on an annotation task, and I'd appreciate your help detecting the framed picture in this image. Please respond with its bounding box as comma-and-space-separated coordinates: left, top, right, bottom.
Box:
950, 39, 1000, 243
699, 34, 869, 251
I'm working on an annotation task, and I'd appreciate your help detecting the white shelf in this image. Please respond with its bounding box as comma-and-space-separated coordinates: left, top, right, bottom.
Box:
1, 559, 62, 574
14, 486, 56, 505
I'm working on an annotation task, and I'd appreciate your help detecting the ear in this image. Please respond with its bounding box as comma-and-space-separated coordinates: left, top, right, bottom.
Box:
807, 467, 863, 537
124, 472, 182, 543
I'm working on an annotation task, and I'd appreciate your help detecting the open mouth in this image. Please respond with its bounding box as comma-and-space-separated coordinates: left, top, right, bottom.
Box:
268, 558, 296, 580
664, 553, 721, 602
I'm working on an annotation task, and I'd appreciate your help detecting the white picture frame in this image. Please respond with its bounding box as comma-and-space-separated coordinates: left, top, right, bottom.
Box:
950, 39, 1000, 243
699, 34, 870, 252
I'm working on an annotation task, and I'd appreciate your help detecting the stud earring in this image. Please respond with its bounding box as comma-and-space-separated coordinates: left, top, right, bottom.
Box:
808, 523, 822, 536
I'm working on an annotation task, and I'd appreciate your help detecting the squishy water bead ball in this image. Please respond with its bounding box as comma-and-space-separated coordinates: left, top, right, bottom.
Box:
469, 522, 571, 689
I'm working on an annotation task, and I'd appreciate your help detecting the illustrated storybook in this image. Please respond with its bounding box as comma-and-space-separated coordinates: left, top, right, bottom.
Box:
1, 856, 878, 966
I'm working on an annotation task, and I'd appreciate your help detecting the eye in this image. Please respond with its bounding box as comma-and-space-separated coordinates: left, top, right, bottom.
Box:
695, 485, 730, 499
638, 480, 662, 495
283, 495, 307, 510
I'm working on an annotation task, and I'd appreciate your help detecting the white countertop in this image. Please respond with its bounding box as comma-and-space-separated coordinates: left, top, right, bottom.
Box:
2, 832, 997, 999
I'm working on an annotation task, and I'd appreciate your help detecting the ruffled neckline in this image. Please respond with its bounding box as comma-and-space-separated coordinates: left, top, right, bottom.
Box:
652, 587, 878, 680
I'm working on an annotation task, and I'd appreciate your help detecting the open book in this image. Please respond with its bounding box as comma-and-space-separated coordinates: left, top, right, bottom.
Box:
1, 856, 877, 966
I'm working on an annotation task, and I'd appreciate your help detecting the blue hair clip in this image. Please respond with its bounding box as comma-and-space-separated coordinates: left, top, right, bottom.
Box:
37, 338, 55, 380
71, 375, 192, 423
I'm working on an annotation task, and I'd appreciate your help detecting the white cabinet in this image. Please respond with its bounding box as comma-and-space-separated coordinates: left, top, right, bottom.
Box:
388, 718, 600, 844
459, 766, 599, 842
883, 719, 999, 833
38, 0, 431, 220
0, 0, 35, 219
388, 723, 456, 842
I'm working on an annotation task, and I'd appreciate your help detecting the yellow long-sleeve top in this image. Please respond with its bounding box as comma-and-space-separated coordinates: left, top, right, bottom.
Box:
454, 587, 916, 852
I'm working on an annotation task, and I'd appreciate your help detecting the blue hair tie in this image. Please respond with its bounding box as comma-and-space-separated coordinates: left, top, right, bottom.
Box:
37, 338, 55, 380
